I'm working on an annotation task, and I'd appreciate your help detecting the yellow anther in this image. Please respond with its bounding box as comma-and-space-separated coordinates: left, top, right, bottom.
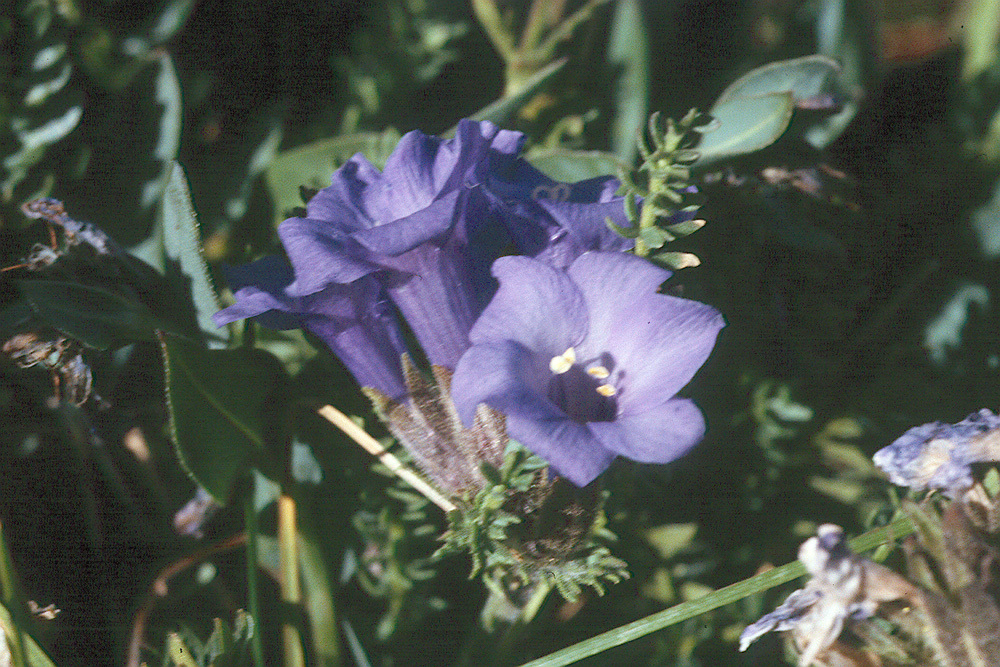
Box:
596, 383, 617, 397
549, 347, 576, 374
587, 365, 610, 379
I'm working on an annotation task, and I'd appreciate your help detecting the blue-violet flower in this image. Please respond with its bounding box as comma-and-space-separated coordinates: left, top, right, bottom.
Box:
212, 255, 408, 399
451, 251, 725, 486
274, 119, 635, 370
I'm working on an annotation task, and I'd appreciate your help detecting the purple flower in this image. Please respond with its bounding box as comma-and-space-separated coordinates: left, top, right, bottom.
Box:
212, 256, 408, 399
275, 119, 635, 370
451, 251, 725, 486
483, 159, 635, 268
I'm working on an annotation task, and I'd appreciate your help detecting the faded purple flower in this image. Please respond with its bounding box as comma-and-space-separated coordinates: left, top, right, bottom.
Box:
739, 524, 917, 667
451, 251, 724, 486
873, 408, 1000, 495
212, 255, 408, 399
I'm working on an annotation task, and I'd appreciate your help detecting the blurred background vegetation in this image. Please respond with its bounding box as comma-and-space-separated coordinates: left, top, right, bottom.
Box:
4, 0, 1000, 665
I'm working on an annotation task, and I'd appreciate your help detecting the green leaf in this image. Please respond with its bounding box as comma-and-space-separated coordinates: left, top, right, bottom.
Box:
2, 3, 83, 200
158, 161, 228, 348
18, 280, 164, 349
607, 0, 650, 162
644, 523, 698, 560
137, 54, 183, 211
159, 332, 288, 503
695, 92, 794, 165
0, 517, 57, 667
144, 0, 198, 45
525, 149, 622, 183
0, 301, 35, 335
714, 54, 842, 106
811, 4, 871, 148
0, 600, 58, 667
266, 130, 402, 225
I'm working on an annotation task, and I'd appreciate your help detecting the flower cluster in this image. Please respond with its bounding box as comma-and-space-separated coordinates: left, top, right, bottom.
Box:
214, 119, 724, 490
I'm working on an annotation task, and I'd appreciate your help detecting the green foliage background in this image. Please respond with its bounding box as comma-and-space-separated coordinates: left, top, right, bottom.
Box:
4, 1, 1000, 666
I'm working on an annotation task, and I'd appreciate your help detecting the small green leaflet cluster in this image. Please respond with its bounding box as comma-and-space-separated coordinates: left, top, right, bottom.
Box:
1, 2, 82, 201
437, 445, 629, 602
610, 110, 712, 265
351, 482, 447, 641
164, 610, 256, 667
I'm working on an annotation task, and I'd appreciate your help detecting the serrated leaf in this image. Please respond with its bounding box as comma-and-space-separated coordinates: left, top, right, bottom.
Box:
158, 161, 228, 348
607, 0, 650, 162
18, 280, 164, 349
715, 54, 842, 106
266, 130, 402, 224
695, 92, 794, 165
159, 332, 287, 503
526, 149, 622, 183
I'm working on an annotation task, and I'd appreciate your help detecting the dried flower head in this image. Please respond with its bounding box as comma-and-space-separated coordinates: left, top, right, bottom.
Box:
740, 524, 917, 666
873, 409, 1000, 495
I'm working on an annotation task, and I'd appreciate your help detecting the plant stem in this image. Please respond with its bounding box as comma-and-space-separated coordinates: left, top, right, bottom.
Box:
244, 485, 266, 667
516, 515, 915, 667
0, 519, 27, 667
470, 0, 517, 61
278, 493, 306, 667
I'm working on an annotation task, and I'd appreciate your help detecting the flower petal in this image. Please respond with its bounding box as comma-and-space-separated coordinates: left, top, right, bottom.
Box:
588, 397, 706, 463
310, 154, 384, 224
213, 257, 407, 398
569, 252, 724, 405
469, 255, 587, 360
532, 199, 635, 267
380, 243, 480, 368
311, 314, 407, 399
213, 257, 302, 331
278, 216, 377, 294
452, 340, 614, 485
351, 189, 461, 256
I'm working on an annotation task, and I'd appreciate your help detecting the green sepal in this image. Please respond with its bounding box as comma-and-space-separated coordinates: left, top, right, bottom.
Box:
437, 442, 629, 603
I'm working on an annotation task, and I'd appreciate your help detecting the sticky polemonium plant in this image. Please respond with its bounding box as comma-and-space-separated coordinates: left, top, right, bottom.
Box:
451, 251, 725, 487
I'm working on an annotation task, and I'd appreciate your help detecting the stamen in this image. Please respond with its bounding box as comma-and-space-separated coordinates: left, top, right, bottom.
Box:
587, 365, 610, 379
550, 347, 576, 374
596, 383, 617, 397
